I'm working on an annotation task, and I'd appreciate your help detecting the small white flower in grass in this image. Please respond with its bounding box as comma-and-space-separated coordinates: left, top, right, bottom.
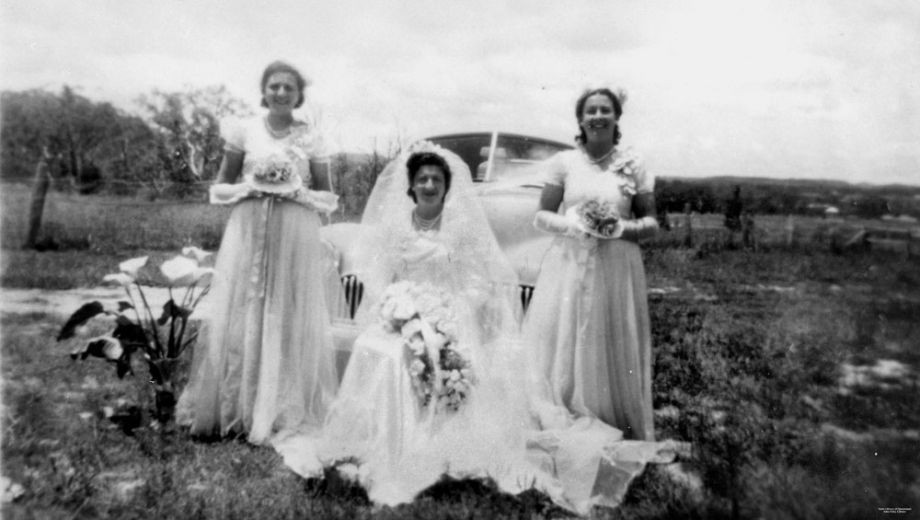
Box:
1, 476, 25, 503
160, 255, 208, 286
182, 246, 213, 264
103, 273, 134, 288
118, 256, 148, 278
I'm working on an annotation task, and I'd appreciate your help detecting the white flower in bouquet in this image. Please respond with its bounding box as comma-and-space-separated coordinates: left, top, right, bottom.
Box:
407, 335, 426, 355
415, 292, 442, 317
409, 359, 426, 376
437, 318, 459, 339
254, 156, 293, 184
422, 330, 449, 352
400, 318, 423, 339
379, 299, 398, 324
574, 199, 621, 238
392, 296, 417, 321
423, 306, 454, 332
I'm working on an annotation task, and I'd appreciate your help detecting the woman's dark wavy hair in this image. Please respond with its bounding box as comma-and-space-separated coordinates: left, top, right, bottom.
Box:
406, 152, 452, 202
574, 88, 623, 146
260, 60, 308, 109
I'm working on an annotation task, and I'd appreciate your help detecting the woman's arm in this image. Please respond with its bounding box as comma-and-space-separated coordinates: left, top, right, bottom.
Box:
618, 192, 659, 242
533, 184, 584, 236
309, 159, 333, 192
538, 184, 564, 213
215, 151, 244, 184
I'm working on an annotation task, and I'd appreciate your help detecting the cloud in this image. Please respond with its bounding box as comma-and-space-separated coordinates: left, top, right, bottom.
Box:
2, 0, 919, 184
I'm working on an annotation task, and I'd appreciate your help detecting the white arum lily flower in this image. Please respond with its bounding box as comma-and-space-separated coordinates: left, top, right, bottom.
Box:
160, 255, 200, 286
182, 246, 213, 264
74, 313, 117, 339
118, 256, 148, 278
99, 336, 124, 360
103, 273, 134, 288
191, 267, 216, 284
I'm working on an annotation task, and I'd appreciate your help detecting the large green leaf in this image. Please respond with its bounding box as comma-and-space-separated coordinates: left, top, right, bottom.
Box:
57, 301, 105, 341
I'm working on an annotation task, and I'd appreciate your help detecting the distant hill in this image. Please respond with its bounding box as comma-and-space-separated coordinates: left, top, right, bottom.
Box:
654, 175, 920, 218
659, 175, 920, 194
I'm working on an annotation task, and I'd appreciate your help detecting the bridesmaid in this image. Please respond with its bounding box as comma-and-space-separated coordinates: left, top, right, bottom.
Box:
523, 87, 659, 440
178, 60, 339, 444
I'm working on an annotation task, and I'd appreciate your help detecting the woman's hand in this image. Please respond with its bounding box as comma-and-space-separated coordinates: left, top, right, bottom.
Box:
209, 183, 258, 205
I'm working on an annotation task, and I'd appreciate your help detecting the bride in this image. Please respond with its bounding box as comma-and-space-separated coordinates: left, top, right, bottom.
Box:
274, 141, 681, 514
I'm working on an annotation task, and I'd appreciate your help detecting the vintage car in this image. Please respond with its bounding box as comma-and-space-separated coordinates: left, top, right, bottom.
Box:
320, 132, 574, 322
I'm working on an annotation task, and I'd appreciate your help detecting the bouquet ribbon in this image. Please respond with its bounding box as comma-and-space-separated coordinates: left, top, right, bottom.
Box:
207, 184, 339, 301
417, 318, 444, 404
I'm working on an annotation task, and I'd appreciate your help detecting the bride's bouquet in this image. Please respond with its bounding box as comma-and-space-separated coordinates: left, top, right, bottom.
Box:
570, 198, 622, 238
378, 281, 474, 413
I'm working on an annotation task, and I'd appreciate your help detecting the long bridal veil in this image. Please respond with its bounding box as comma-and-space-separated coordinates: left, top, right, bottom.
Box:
274, 141, 683, 515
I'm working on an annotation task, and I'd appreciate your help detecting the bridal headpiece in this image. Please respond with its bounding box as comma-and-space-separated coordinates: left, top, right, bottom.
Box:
405, 140, 449, 159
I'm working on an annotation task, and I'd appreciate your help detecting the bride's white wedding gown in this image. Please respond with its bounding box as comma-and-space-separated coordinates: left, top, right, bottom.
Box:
273, 143, 682, 515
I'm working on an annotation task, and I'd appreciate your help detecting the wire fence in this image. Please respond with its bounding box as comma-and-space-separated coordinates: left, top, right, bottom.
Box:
3, 180, 919, 257
652, 212, 920, 256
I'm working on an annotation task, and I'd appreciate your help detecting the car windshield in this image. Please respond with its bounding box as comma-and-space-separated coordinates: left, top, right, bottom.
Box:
428, 133, 572, 183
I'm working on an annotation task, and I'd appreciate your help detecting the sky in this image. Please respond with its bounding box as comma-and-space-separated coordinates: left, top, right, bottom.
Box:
2, 0, 919, 185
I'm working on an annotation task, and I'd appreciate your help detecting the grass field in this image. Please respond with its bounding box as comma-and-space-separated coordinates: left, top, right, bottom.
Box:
2, 184, 919, 518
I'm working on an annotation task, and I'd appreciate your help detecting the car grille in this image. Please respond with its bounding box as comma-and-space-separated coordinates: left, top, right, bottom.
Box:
333, 275, 534, 320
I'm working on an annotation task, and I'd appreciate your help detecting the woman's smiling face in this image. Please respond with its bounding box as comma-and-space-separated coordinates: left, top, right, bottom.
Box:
262, 72, 300, 114
579, 93, 617, 143
411, 165, 447, 207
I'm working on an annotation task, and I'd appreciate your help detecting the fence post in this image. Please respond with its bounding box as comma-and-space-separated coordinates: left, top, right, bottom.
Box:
784, 215, 795, 247
23, 152, 52, 249
742, 212, 755, 251
683, 203, 693, 248
828, 224, 841, 254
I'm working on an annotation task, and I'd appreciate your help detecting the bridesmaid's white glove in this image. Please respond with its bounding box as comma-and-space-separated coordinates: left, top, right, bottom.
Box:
209, 183, 257, 205
533, 210, 587, 238
616, 216, 659, 242
283, 188, 339, 214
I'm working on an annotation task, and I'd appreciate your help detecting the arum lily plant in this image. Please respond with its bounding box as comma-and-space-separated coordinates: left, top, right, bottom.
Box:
56, 247, 214, 427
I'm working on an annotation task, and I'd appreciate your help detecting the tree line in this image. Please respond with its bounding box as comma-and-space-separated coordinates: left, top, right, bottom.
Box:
656, 177, 920, 219
3, 86, 918, 219
1, 86, 252, 198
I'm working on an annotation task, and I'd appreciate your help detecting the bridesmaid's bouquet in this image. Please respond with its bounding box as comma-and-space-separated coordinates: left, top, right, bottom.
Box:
249, 155, 302, 195
379, 281, 474, 413
574, 199, 621, 238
